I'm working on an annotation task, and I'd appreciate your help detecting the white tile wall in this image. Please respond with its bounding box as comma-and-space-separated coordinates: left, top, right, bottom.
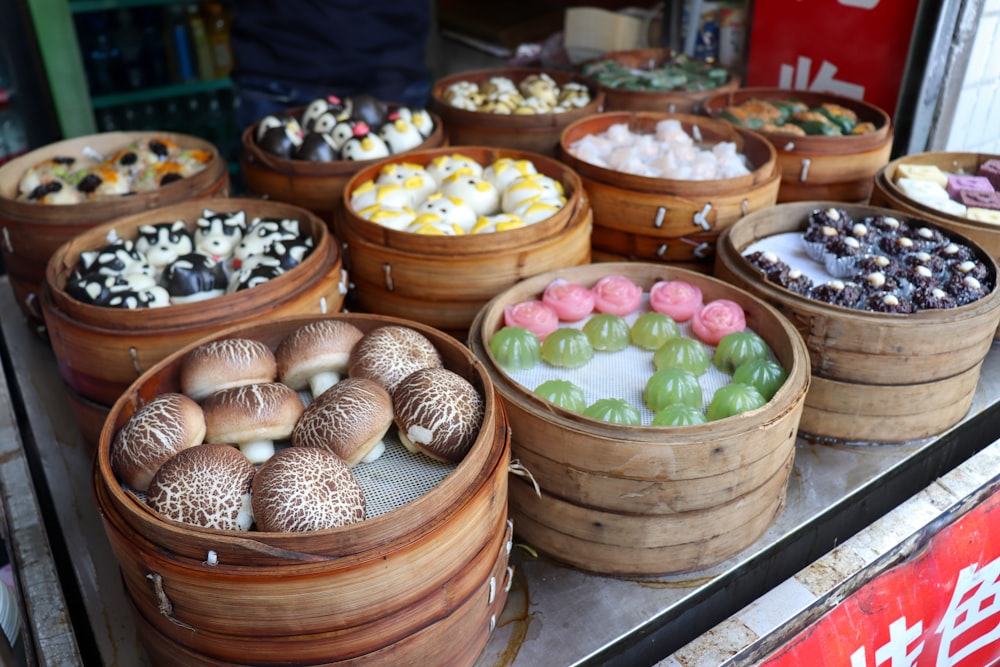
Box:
945, 0, 1000, 152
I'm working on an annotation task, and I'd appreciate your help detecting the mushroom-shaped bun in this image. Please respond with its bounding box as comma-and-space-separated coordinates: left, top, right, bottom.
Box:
111, 392, 206, 492
180, 338, 277, 402
252, 447, 366, 532
348, 326, 443, 396
393, 367, 484, 463
275, 320, 365, 398
146, 443, 255, 531
292, 377, 393, 466
202, 382, 304, 464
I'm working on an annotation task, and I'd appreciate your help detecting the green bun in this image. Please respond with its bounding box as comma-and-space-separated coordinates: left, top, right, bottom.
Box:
713, 330, 770, 374
653, 337, 711, 376
582, 313, 630, 352
534, 379, 587, 413
643, 367, 703, 412
652, 404, 707, 426
489, 326, 541, 371
732, 358, 788, 400
706, 382, 767, 421
630, 311, 681, 351
541, 328, 595, 369
582, 398, 642, 425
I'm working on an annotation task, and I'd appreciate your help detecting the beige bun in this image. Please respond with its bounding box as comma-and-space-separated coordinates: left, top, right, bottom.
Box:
392, 367, 484, 463
292, 377, 394, 466
110, 392, 206, 492
251, 446, 366, 532
348, 325, 443, 396
180, 338, 277, 402
275, 319, 365, 398
202, 382, 304, 464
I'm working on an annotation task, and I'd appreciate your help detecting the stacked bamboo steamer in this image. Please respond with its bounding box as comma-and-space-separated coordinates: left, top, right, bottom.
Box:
702, 88, 894, 203
239, 104, 446, 228
338, 145, 593, 336
0, 131, 229, 336
579, 47, 741, 114
714, 201, 1000, 443
94, 314, 511, 665
871, 151, 1000, 260
558, 111, 780, 271
43, 198, 346, 446
468, 262, 810, 575
430, 66, 605, 158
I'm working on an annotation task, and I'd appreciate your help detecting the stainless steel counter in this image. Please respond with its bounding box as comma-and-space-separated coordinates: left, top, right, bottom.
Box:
3, 274, 1000, 667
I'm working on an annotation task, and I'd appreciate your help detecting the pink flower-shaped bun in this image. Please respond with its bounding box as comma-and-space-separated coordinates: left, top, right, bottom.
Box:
504, 300, 559, 340
649, 280, 703, 322
542, 279, 595, 322
591, 275, 642, 316
691, 299, 746, 345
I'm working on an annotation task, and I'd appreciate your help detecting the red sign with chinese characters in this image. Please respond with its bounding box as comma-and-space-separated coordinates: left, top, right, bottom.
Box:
746, 0, 920, 117
758, 489, 1000, 666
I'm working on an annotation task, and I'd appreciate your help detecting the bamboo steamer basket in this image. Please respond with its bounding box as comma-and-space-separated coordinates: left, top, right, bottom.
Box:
703, 88, 893, 203
42, 198, 346, 444
558, 111, 780, 268
467, 262, 810, 575
713, 201, 1000, 443
338, 146, 593, 334
429, 67, 605, 157
870, 152, 1000, 261
580, 48, 741, 114
239, 106, 446, 225
92, 313, 512, 665
0, 131, 229, 334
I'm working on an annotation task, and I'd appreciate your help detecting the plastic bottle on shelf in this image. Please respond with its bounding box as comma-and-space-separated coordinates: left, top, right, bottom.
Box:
204, 3, 234, 79
115, 9, 146, 90
186, 4, 216, 81
80, 12, 125, 95
163, 4, 197, 84
137, 7, 169, 87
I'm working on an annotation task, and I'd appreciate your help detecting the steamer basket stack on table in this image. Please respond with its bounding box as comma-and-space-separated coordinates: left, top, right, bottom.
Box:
429, 67, 606, 157
0, 131, 229, 336
578, 47, 741, 114
41, 197, 347, 447
870, 152, 1000, 263
703, 88, 894, 203
338, 145, 593, 335
714, 201, 1000, 443
239, 93, 445, 229
93, 313, 512, 666
558, 110, 780, 271
467, 262, 810, 575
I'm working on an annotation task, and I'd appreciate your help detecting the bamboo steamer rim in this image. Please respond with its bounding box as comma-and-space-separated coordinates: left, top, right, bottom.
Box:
877, 151, 1000, 226
701, 87, 893, 153
339, 145, 589, 253
43, 197, 340, 330
94, 312, 508, 564
239, 104, 446, 177
558, 111, 778, 195
470, 261, 811, 443
429, 66, 606, 128
577, 47, 741, 104
719, 199, 1000, 324
0, 131, 226, 223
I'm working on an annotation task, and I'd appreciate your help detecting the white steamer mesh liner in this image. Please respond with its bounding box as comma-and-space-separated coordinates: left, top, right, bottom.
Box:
744, 232, 845, 284
502, 295, 776, 425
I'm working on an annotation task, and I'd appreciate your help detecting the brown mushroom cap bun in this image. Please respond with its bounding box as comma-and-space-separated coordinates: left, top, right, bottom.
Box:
110, 392, 206, 492
146, 443, 256, 531
275, 320, 366, 398
392, 367, 485, 464
292, 376, 394, 466
180, 338, 277, 402
202, 382, 304, 465
348, 325, 444, 397
252, 446, 366, 532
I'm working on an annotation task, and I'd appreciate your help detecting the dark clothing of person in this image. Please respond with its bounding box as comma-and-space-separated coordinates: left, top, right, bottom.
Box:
230, 1, 431, 130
